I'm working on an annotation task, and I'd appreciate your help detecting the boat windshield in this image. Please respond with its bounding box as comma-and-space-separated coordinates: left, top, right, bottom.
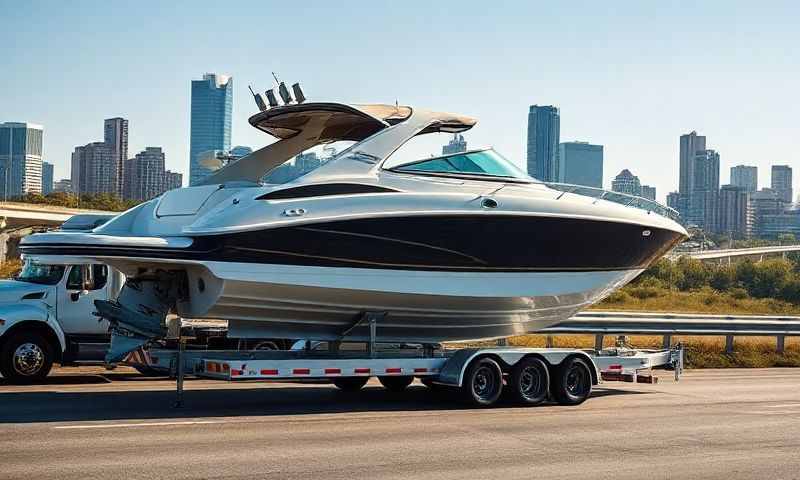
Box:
16, 260, 65, 285
390, 149, 530, 180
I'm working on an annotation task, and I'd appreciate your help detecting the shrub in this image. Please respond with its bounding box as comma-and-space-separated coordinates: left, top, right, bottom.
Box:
729, 287, 749, 300
603, 290, 631, 303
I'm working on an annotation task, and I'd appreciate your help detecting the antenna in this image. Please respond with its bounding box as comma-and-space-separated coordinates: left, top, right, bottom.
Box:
278, 81, 293, 104
292, 83, 306, 103
271, 72, 280, 84
265, 88, 279, 107
248, 85, 267, 111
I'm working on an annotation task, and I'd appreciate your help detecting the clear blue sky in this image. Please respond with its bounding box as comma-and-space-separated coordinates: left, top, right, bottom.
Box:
2, 1, 798, 201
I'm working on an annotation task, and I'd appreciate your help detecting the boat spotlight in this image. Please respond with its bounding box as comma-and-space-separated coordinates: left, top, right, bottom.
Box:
265, 88, 279, 107
278, 81, 294, 104
292, 83, 306, 103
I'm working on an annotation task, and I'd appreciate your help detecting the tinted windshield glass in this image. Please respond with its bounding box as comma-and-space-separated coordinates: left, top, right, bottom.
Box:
392, 149, 529, 180
17, 261, 65, 285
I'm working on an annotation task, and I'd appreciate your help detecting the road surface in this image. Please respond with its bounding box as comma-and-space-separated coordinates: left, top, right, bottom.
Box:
1, 367, 799, 479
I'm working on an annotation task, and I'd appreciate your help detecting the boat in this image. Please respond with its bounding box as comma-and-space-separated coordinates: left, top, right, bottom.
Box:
21, 89, 687, 361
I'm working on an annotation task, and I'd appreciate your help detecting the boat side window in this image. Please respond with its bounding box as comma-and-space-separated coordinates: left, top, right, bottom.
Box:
258, 183, 398, 200
66, 265, 108, 290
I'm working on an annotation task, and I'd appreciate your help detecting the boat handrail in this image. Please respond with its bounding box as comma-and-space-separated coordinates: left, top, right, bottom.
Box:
544, 182, 682, 223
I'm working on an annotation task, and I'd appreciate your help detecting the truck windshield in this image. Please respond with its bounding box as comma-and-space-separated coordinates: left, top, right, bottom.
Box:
16, 261, 66, 285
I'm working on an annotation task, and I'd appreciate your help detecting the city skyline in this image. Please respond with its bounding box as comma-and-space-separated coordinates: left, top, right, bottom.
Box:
2, 2, 798, 202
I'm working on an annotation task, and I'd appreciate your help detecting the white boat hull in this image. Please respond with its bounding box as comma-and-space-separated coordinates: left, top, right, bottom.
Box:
176, 262, 643, 342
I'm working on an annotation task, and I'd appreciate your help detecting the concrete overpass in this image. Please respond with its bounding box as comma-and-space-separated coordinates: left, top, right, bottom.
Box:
0, 202, 115, 261
672, 245, 800, 263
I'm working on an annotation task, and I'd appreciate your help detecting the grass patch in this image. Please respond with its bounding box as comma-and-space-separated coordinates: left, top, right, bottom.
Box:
594, 287, 800, 316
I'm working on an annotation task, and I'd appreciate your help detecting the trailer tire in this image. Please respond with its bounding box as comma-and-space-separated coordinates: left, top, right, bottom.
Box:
378, 375, 413, 392
551, 357, 592, 406
133, 365, 166, 377
510, 356, 549, 405
0, 331, 54, 384
333, 376, 369, 392
461, 357, 503, 407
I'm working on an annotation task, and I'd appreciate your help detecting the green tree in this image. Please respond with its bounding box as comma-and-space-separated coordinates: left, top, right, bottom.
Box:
676, 257, 710, 291
709, 265, 736, 291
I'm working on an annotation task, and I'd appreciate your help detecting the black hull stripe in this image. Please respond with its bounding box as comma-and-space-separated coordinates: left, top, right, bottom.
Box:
21, 215, 685, 272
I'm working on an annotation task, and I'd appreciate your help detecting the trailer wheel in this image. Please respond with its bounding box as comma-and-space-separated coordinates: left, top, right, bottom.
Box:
510, 357, 549, 405
333, 377, 369, 392
461, 357, 503, 407
0, 331, 54, 384
378, 375, 413, 392
551, 357, 592, 406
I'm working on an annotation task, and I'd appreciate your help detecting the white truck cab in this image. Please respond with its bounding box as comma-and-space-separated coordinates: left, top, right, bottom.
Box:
0, 257, 124, 383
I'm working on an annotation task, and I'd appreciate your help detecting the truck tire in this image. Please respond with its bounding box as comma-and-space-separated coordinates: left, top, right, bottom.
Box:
551, 356, 592, 406
333, 376, 369, 392
461, 357, 503, 407
378, 375, 413, 392
0, 331, 55, 384
510, 356, 549, 405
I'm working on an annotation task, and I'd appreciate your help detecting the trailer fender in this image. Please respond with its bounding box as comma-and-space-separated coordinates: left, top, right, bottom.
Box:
436, 348, 598, 387
0, 304, 67, 355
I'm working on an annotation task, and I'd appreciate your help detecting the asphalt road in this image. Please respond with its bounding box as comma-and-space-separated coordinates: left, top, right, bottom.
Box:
1, 367, 799, 480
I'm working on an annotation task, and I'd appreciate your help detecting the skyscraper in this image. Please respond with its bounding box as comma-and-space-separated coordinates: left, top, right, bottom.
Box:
71, 142, 116, 195
730, 165, 757, 193
688, 149, 720, 230
717, 184, 751, 239
104, 117, 128, 196
42, 161, 54, 195
666, 191, 681, 211
526, 105, 559, 182
678, 131, 706, 216
124, 147, 183, 201
641, 185, 657, 201
189, 73, 233, 186
771, 165, 793, 203
442, 133, 467, 155
611, 169, 642, 196
557, 141, 603, 188
0, 122, 44, 198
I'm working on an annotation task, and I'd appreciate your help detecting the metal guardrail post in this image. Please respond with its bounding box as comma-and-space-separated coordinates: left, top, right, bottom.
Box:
777, 335, 786, 354
662, 334, 672, 349
496, 338, 508, 346
594, 334, 604, 351
725, 335, 735, 354
545, 335, 554, 348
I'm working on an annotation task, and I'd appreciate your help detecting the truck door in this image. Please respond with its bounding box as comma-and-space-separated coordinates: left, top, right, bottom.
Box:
57, 264, 110, 335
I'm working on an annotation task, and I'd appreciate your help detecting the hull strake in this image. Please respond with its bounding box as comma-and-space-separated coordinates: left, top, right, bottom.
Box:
21, 214, 683, 272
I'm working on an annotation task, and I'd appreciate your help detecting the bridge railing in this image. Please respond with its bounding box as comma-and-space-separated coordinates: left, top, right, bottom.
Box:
536, 311, 800, 354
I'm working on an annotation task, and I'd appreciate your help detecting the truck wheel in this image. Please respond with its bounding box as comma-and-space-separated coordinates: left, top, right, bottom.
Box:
510, 357, 549, 405
333, 377, 369, 392
0, 332, 55, 384
551, 357, 592, 406
378, 375, 413, 392
461, 357, 503, 407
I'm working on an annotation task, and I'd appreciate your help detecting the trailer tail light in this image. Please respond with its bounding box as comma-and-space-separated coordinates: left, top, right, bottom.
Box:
324, 368, 341, 375
385, 368, 402, 374
354, 368, 370, 374
414, 368, 428, 373
260, 369, 279, 376
293, 368, 310, 375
